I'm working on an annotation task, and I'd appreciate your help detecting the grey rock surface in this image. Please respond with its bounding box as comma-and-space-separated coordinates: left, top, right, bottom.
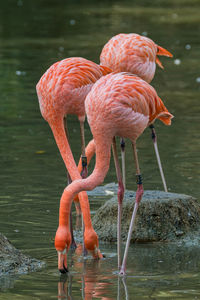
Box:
0, 233, 44, 276
92, 185, 200, 243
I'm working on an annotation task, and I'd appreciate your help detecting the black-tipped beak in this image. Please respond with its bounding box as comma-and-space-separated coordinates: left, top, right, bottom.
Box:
59, 263, 68, 274
57, 250, 68, 273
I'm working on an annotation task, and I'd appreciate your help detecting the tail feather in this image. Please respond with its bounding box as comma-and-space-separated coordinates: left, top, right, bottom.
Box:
157, 97, 173, 125
157, 111, 174, 125
150, 96, 174, 125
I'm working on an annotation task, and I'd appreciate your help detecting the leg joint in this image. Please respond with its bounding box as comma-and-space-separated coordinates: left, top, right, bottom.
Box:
81, 155, 87, 168
136, 174, 143, 185
120, 138, 125, 151
149, 124, 156, 141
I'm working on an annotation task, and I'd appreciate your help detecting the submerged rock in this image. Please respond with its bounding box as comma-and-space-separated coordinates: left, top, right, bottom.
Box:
92, 187, 200, 243
0, 233, 44, 276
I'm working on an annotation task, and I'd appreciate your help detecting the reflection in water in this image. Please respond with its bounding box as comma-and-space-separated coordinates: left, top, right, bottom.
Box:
57, 249, 116, 300
58, 274, 73, 299
57, 253, 130, 300
55, 240, 200, 299
117, 277, 129, 300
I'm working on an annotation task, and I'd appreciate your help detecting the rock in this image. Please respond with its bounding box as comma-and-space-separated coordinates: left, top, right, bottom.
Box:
92, 187, 200, 243
0, 233, 44, 276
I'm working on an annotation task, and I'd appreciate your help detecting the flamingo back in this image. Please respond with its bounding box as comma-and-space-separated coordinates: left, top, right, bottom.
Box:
85, 72, 173, 142
36, 57, 111, 122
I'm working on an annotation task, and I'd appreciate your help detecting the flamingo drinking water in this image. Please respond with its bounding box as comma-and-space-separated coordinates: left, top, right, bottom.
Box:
55, 72, 173, 274
36, 57, 111, 270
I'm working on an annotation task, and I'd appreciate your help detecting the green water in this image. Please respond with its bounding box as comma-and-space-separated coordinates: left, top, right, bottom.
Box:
0, 0, 200, 298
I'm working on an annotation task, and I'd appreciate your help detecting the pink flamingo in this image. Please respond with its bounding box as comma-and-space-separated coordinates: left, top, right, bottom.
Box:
100, 33, 172, 83
73, 33, 173, 205
100, 33, 173, 192
55, 72, 173, 274
36, 57, 111, 271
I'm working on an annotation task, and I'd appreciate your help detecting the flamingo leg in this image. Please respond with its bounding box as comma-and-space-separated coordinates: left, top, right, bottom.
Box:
120, 138, 126, 190
64, 117, 77, 250
82, 215, 88, 257
64, 116, 81, 215
79, 120, 89, 257
67, 172, 77, 250
80, 120, 88, 179
112, 137, 124, 270
149, 124, 168, 192
119, 141, 143, 276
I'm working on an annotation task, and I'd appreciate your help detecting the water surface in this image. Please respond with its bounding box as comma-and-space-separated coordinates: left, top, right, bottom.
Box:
0, 0, 200, 299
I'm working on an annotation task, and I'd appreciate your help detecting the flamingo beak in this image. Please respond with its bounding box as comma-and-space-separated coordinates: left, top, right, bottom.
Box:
156, 45, 173, 69
57, 249, 68, 274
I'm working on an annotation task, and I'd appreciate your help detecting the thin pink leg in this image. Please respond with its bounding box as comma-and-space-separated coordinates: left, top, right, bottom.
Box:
120, 138, 126, 189
80, 120, 88, 179
119, 141, 143, 276
67, 172, 77, 250
79, 120, 88, 256
112, 137, 124, 270
149, 124, 168, 192
64, 117, 77, 250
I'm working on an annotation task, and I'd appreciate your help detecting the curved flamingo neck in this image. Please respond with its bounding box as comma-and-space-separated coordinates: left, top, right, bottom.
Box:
49, 117, 96, 231
49, 118, 82, 181
58, 138, 112, 228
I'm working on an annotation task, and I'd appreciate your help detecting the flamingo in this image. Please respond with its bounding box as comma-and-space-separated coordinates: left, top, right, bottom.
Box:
100, 33, 173, 191
73, 33, 173, 207
55, 72, 173, 274
100, 33, 172, 83
36, 57, 111, 271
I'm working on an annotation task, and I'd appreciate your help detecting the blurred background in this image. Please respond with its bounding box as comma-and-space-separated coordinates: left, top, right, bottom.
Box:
0, 0, 200, 299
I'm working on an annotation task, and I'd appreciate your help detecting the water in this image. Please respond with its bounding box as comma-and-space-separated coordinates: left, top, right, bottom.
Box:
0, 0, 200, 298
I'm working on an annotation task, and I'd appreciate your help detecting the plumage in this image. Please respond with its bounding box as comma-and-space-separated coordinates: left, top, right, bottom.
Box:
55, 72, 173, 273
100, 33, 173, 83
36, 57, 111, 271
37, 57, 111, 123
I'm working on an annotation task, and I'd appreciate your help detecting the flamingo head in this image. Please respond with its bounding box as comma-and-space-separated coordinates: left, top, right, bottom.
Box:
156, 45, 173, 69
55, 226, 71, 274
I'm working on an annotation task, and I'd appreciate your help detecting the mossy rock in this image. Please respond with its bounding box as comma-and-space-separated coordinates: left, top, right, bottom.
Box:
92, 189, 200, 242
0, 233, 44, 276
